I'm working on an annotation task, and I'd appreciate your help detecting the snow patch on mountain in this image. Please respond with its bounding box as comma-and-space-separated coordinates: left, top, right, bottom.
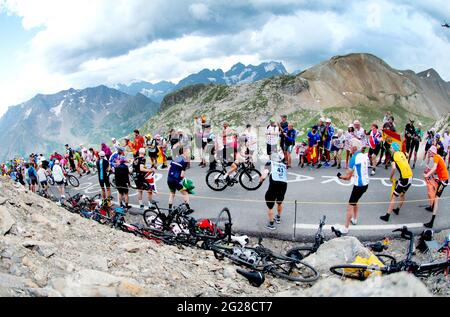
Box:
50, 100, 64, 117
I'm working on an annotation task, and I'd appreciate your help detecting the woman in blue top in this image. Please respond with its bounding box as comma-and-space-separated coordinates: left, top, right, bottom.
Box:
283, 123, 297, 169
27, 163, 38, 193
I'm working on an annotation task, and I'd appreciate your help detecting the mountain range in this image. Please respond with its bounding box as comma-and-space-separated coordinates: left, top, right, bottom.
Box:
0, 86, 159, 161
141, 53, 450, 139
113, 62, 288, 102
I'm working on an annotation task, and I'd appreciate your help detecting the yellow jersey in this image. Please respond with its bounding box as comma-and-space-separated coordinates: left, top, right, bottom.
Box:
393, 152, 413, 179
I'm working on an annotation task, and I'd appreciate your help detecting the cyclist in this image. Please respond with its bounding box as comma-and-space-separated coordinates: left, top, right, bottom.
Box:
380, 142, 413, 222
423, 146, 448, 228
259, 151, 288, 230
167, 153, 193, 212
96, 151, 111, 200
133, 148, 156, 210
115, 156, 131, 209
332, 139, 370, 236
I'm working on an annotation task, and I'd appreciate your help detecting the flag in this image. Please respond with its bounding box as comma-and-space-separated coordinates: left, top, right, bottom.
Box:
382, 129, 402, 149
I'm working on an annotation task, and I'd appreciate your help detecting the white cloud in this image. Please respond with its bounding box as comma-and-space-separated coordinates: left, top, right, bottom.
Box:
0, 0, 449, 117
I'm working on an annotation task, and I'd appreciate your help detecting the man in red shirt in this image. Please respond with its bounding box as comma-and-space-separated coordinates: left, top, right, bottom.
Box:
424, 146, 449, 228
134, 129, 145, 155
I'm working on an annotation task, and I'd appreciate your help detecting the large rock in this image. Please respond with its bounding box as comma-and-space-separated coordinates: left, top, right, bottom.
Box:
22, 240, 56, 258
303, 237, 373, 273
0, 273, 37, 289
303, 273, 431, 297
49, 269, 154, 297
0, 205, 15, 235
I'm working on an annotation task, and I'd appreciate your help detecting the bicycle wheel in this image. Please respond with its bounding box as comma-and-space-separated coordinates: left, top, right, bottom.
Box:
265, 255, 319, 283
143, 209, 164, 230
414, 260, 450, 277
68, 175, 80, 187
211, 241, 234, 261
213, 208, 233, 241
239, 168, 262, 191
330, 264, 383, 281
206, 170, 228, 191
285, 246, 315, 261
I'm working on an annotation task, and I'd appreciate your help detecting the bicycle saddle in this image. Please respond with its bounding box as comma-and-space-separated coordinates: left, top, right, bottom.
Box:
236, 269, 265, 287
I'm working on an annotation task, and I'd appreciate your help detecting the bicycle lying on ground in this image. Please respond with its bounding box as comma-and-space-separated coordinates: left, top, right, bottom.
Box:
210, 237, 320, 283
205, 161, 262, 191
286, 216, 326, 261
330, 226, 450, 280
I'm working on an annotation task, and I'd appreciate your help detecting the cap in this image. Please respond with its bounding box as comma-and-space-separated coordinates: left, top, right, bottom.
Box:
319, 117, 325, 122
348, 124, 354, 128
99, 151, 106, 157
429, 146, 438, 155
326, 118, 332, 123
112, 138, 117, 142
391, 142, 400, 152
312, 125, 318, 130
139, 148, 146, 155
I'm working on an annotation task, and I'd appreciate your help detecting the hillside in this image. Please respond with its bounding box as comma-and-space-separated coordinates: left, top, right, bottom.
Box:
0, 86, 159, 161
1, 178, 447, 297
141, 53, 450, 136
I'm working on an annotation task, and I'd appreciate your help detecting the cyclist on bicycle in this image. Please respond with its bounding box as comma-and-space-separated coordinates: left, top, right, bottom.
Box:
259, 151, 288, 230
224, 134, 253, 183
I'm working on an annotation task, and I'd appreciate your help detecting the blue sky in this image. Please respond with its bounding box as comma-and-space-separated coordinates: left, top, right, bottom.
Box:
0, 0, 449, 116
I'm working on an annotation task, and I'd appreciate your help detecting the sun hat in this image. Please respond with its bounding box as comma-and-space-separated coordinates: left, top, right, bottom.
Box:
429, 146, 438, 155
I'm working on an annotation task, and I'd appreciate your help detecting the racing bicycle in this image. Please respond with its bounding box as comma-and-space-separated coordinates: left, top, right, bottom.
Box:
330, 226, 450, 280
205, 161, 262, 191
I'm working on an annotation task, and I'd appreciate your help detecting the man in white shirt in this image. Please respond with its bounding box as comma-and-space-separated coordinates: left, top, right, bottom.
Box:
265, 119, 280, 156
443, 129, 450, 168
52, 160, 66, 204
353, 120, 367, 153
332, 139, 370, 236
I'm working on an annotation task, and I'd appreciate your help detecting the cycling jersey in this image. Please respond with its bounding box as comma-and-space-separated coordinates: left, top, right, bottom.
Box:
168, 157, 187, 183
308, 131, 320, 147
393, 151, 413, 179
434, 154, 449, 181
349, 152, 370, 187
133, 157, 146, 176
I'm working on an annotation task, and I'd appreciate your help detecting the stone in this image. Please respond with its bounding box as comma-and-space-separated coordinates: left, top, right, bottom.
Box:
0, 196, 7, 205
119, 243, 142, 253
27, 287, 62, 297
303, 236, 373, 273
0, 273, 36, 289
0, 205, 15, 235
79, 253, 108, 271
223, 266, 237, 279
31, 213, 50, 225
22, 240, 56, 258
304, 272, 431, 297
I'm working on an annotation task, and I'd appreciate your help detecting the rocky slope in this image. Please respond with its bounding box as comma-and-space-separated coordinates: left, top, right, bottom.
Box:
141, 53, 450, 136
0, 178, 448, 297
0, 86, 159, 161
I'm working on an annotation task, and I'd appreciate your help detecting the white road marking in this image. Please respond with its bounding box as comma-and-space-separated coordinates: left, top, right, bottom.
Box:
294, 223, 424, 231
287, 173, 314, 183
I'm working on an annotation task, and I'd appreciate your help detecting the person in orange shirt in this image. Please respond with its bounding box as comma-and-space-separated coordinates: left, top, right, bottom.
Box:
134, 129, 145, 158
124, 138, 136, 157
424, 146, 449, 228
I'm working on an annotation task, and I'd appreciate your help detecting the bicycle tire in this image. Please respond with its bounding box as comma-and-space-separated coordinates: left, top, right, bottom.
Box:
213, 208, 233, 242
239, 168, 262, 191
68, 175, 80, 187
414, 259, 450, 277
330, 264, 384, 281
143, 209, 164, 230
265, 255, 320, 283
285, 246, 316, 261
206, 170, 228, 191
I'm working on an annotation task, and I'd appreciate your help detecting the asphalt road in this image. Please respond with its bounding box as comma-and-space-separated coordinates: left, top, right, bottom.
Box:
56, 159, 450, 241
